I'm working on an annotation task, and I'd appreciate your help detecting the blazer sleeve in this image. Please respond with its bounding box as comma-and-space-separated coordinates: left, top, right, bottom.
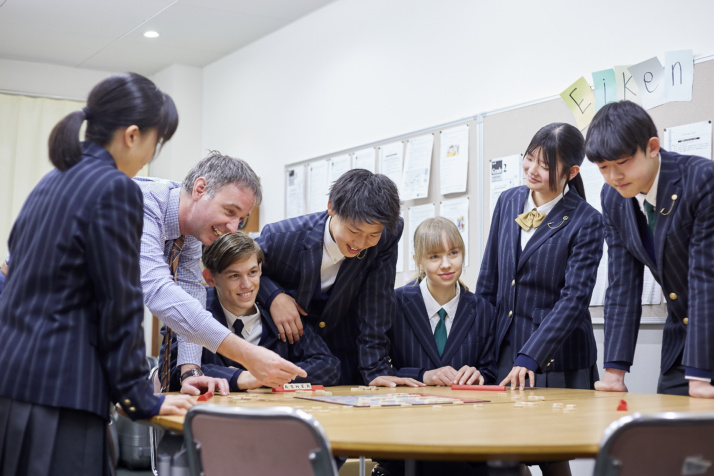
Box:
289, 322, 341, 386
519, 208, 604, 370
255, 224, 286, 309
602, 190, 644, 369
355, 220, 403, 383
87, 176, 163, 420
476, 197, 503, 306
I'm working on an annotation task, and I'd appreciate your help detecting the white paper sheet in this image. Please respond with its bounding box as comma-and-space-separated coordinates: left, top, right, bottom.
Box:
580, 158, 608, 305
664, 49, 694, 102
628, 57, 666, 109
402, 134, 435, 201
407, 203, 436, 271
440, 125, 469, 195
353, 148, 376, 172
665, 121, 712, 160
489, 154, 523, 216
307, 160, 329, 214
379, 141, 404, 195
440, 197, 469, 266
329, 154, 351, 184
286, 166, 306, 219
614, 65, 642, 105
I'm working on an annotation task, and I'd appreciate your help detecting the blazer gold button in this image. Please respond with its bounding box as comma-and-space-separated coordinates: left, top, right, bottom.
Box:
511, 280, 515, 286
319, 322, 326, 328
129, 406, 136, 412
683, 317, 689, 325
546, 363, 551, 367
508, 310, 513, 317
671, 194, 677, 200
123, 399, 131, 406
669, 293, 678, 300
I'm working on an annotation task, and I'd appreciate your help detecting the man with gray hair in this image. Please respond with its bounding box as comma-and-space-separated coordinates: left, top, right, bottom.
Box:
136, 151, 305, 393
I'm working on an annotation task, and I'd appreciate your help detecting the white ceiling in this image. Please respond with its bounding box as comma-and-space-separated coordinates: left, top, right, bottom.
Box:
0, 0, 335, 75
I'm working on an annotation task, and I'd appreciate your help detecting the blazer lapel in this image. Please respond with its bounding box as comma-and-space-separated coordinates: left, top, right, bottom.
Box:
517, 190, 577, 271
209, 289, 229, 328
621, 197, 657, 271
322, 245, 369, 318
296, 219, 325, 309
401, 285, 442, 367
507, 188, 529, 275
653, 155, 682, 278
440, 286, 473, 363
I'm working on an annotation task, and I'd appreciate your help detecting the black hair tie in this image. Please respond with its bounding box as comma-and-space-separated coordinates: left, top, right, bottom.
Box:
82, 106, 93, 121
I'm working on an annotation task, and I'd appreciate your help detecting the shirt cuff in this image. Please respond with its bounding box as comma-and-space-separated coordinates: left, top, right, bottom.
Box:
177, 341, 203, 367
150, 395, 165, 417
685, 367, 712, 381
514, 354, 538, 372
604, 361, 630, 372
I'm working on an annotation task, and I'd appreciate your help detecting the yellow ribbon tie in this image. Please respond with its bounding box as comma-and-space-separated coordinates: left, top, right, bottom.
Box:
515, 209, 547, 231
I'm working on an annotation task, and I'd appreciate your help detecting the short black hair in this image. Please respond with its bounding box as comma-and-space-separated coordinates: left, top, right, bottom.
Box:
202, 232, 263, 274
328, 169, 401, 235
585, 100, 658, 163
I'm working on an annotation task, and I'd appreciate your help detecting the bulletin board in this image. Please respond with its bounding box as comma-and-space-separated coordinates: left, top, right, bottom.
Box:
284, 56, 714, 321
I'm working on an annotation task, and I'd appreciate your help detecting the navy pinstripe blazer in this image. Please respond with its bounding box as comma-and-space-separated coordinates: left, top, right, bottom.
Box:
388, 283, 497, 384
162, 287, 341, 390
476, 186, 603, 372
602, 149, 714, 377
256, 211, 403, 385
0, 143, 160, 420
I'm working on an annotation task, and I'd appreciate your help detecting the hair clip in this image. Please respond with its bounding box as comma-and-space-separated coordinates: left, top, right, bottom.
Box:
357, 249, 367, 259
547, 216, 569, 229
659, 194, 677, 216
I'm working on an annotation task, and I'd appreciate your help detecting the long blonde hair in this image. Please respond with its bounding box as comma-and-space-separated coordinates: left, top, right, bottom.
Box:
412, 217, 468, 290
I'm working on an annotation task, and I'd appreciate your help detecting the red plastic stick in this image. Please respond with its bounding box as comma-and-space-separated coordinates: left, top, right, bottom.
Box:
451, 384, 507, 391
197, 391, 214, 401
616, 399, 628, 411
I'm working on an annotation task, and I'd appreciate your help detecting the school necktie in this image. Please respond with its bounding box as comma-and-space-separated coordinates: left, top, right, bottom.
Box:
434, 308, 447, 356
160, 236, 185, 393
232, 319, 244, 338
515, 209, 547, 231
644, 200, 656, 235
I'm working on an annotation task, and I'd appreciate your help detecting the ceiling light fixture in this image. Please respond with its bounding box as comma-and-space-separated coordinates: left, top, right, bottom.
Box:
143, 31, 160, 38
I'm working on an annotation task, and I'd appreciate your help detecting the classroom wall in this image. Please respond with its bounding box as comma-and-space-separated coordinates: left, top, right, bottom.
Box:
201, 0, 714, 227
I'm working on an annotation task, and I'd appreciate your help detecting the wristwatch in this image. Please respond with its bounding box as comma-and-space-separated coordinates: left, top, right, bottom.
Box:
179, 368, 204, 384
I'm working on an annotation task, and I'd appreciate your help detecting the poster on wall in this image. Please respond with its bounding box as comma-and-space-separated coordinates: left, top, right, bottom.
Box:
407, 203, 435, 272
307, 160, 329, 214
329, 154, 351, 184
440, 125, 469, 195
401, 134, 434, 201
489, 154, 523, 215
379, 141, 404, 195
353, 148, 376, 172
286, 166, 306, 219
439, 197, 469, 266
664, 120, 712, 159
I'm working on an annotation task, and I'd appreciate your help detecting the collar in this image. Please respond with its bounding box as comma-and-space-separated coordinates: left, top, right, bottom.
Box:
419, 278, 460, 319
166, 187, 183, 240
323, 216, 345, 266
524, 184, 569, 215
222, 303, 261, 336
636, 154, 661, 211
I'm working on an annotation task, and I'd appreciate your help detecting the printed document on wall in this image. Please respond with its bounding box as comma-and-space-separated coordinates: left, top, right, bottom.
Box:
665, 121, 712, 160
440, 197, 469, 266
329, 154, 351, 184
490, 154, 523, 215
440, 125, 469, 195
286, 166, 306, 218
408, 203, 435, 271
402, 134, 434, 201
379, 142, 404, 195
353, 148, 376, 172
307, 160, 329, 214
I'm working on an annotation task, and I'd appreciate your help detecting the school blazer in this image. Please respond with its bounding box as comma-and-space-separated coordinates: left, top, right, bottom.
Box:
388, 283, 497, 384
602, 149, 714, 377
162, 287, 340, 390
476, 186, 603, 372
256, 211, 403, 385
0, 143, 159, 420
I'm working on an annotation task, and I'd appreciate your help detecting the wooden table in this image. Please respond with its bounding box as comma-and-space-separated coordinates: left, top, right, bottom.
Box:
151, 385, 714, 463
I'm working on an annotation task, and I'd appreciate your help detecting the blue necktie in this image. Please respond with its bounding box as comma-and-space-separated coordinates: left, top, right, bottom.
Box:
644, 200, 656, 235
434, 308, 447, 356
233, 319, 244, 338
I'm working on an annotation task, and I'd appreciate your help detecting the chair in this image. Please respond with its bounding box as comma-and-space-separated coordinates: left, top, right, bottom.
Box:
184, 404, 338, 476
148, 365, 164, 476
593, 411, 714, 476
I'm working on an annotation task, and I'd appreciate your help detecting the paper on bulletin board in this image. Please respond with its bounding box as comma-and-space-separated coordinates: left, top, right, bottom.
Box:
592, 68, 617, 112
489, 154, 523, 216
439, 125, 469, 195
402, 134, 435, 201
379, 141, 404, 195
560, 76, 595, 131
440, 197, 469, 266
408, 203, 436, 271
613, 65, 641, 105
628, 57, 666, 110
329, 154, 351, 184
580, 158, 607, 305
286, 166, 306, 219
665, 121, 712, 160
664, 50, 694, 102
588, 245, 661, 306
353, 148, 376, 172
307, 160, 329, 214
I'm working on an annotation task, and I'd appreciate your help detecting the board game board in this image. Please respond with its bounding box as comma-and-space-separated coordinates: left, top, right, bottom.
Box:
295, 393, 488, 407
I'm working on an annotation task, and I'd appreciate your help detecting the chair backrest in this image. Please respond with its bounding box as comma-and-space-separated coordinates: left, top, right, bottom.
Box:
593, 411, 714, 476
184, 404, 338, 476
